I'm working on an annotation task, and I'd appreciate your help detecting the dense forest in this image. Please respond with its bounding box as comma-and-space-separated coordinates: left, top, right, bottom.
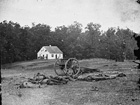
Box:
0, 20, 139, 64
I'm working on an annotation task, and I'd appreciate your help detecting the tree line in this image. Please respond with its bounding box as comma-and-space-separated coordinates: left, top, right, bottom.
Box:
0, 21, 139, 64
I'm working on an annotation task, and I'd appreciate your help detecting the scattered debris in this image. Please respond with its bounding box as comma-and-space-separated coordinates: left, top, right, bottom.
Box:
131, 98, 139, 102
116, 73, 126, 77
19, 73, 70, 88
18, 71, 127, 88
78, 74, 116, 82
91, 86, 99, 91
20, 81, 40, 88
79, 67, 100, 75
77, 72, 126, 82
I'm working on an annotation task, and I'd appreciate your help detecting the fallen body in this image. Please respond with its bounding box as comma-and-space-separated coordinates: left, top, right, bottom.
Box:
19, 70, 126, 88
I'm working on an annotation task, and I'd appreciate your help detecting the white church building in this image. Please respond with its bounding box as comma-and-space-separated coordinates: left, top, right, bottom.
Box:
37, 45, 63, 59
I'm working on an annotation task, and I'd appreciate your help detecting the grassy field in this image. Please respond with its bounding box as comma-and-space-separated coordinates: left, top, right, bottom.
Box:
1, 58, 140, 105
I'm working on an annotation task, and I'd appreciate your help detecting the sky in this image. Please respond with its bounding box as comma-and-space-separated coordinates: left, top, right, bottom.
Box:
0, 0, 140, 33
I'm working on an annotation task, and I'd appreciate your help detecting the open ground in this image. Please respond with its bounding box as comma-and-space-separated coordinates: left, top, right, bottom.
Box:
1, 59, 140, 105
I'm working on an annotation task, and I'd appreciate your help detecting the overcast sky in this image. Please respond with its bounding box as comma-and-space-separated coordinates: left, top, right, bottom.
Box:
0, 0, 140, 33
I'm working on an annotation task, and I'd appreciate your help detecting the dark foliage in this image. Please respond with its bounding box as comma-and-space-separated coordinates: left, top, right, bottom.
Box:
134, 34, 140, 61
0, 21, 138, 64
133, 33, 140, 86
137, 0, 140, 4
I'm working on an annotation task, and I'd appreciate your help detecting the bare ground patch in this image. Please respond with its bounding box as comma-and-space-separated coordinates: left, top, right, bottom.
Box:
1, 59, 140, 105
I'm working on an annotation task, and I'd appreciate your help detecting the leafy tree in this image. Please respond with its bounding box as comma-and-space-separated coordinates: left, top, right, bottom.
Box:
0, 20, 138, 64
116, 28, 137, 60
84, 23, 101, 58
